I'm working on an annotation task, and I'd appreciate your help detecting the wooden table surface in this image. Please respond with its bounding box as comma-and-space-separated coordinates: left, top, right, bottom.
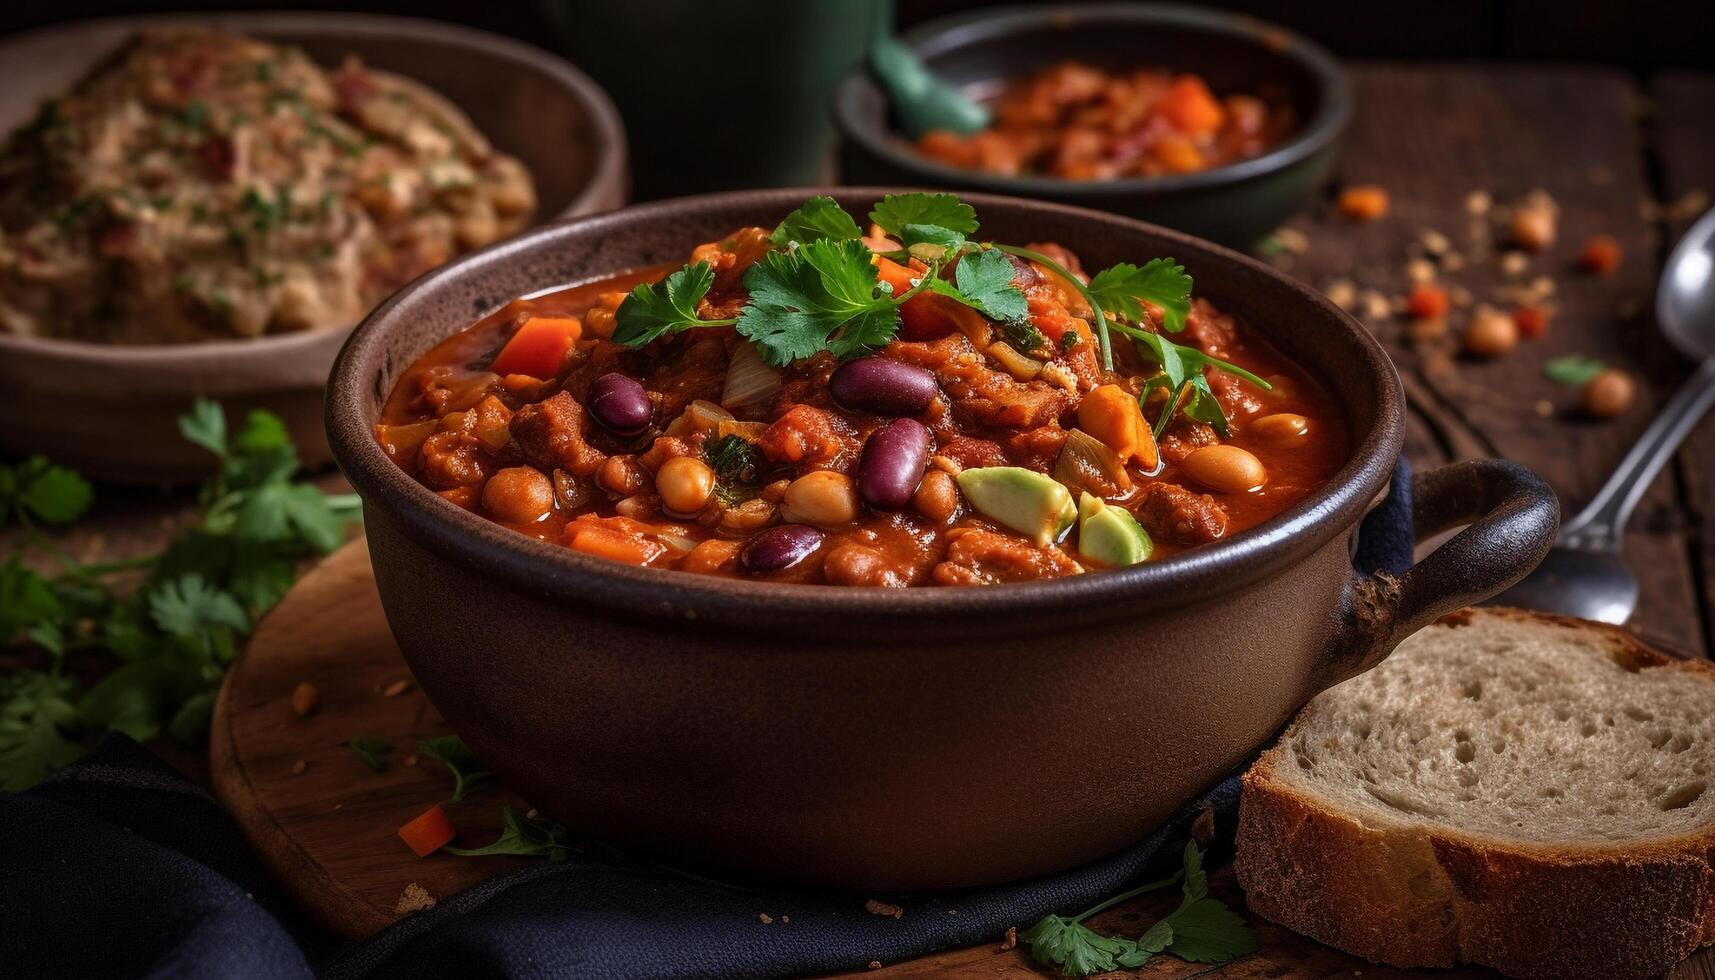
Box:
7, 62, 1715, 978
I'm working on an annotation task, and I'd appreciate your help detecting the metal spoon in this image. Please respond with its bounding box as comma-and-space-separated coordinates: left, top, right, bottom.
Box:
1488, 207, 1715, 623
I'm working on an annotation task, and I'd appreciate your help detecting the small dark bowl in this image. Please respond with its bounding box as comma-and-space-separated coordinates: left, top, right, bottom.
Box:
833, 3, 1350, 246
326, 189, 1556, 891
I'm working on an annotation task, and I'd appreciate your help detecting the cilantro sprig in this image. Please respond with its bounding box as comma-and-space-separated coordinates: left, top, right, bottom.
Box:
614, 192, 1267, 433
418, 734, 492, 801
444, 804, 572, 860
0, 399, 361, 790
1021, 842, 1256, 976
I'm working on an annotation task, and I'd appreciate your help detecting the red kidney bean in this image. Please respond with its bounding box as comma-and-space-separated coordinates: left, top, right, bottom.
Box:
740, 524, 824, 572
587, 373, 652, 435
856, 418, 932, 511
829, 357, 938, 416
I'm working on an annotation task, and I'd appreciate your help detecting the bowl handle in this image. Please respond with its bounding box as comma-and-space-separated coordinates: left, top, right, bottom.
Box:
1320, 458, 1559, 686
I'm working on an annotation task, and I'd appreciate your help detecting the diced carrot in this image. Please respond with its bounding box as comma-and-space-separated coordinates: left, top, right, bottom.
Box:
1513, 305, 1550, 338
1578, 234, 1622, 276
1337, 186, 1389, 221
399, 804, 456, 858
875, 255, 959, 340
1159, 75, 1226, 135
568, 526, 662, 565
1078, 384, 1159, 470
489, 316, 583, 379
1151, 135, 1205, 174
1406, 283, 1448, 319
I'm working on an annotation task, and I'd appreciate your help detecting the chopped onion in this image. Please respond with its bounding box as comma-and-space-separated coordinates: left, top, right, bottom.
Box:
722, 341, 781, 411
1054, 429, 1133, 498
987, 342, 1044, 381
376, 420, 436, 463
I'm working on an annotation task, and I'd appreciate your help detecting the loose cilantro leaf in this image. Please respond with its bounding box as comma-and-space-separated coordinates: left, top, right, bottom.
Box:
1088, 259, 1193, 333
350, 735, 392, 772
0, 458, 94, 526
178, 399, 228, 457
738, 238, 900, 365
613, 262, 722, 347
869, 192, 978, 239
1545, 355, 1606, 386
149, 575, 249, 640
1021, 843, 1253, 977
417, 734, 492, 801
79, 658, 204, 744
770, 196, 862, 247
445, 804, 572, 860
0, 671, 82, 791
0, 559, 62, 641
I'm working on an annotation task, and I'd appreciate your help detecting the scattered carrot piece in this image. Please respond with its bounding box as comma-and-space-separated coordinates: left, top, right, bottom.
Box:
1336, 185, 1389, 221
1405, 283, 1449, 319
488, 316, 582, 379
399, 804, 456, 858
1513, 305, 1550, 338
1578, 234, 1622, 276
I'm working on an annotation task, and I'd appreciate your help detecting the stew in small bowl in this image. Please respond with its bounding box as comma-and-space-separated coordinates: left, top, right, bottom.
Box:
327, 189, 1556, 890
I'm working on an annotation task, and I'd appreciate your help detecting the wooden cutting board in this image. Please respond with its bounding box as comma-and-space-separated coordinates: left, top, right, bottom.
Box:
212, 538, 1507, 976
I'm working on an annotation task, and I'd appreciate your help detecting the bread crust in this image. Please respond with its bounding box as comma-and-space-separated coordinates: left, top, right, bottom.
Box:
1235, 607, 1715, 979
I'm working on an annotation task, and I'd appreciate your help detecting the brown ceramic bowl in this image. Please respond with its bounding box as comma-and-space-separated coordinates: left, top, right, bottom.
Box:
0, 13, 627, 484
326, 188, 1558, 890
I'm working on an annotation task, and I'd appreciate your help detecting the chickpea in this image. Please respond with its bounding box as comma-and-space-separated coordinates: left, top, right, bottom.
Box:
912, 469, 959, 522
1463, 308, 1518, 359
595, 454, 648, 496
1250, 413, 1311, 444
1182, 445, 1268, 493
718, 497, 779, 533
1583, 368, 1636, 419
759, 479, 792, 503
655, 456, 716, 515
780, 470, 860, 527
481, 466, 555, 523
1510, 206, 1556, 252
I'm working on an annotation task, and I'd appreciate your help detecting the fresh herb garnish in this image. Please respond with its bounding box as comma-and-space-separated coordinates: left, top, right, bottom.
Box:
1021, 842, 1256, 977
705, 435, 759, 485
1088, 259, 1193, 334
736, 239, 901, 366
1544, 355, 1607, 386
612, 262, 723, 347
770, 195, 864, 247
444, 804, 572, 860
349, 734, 392, 773
0, 400, 361, 791
1126, 327, 1271, 438
927, 248, 1028, 323
869, 192, 979, 239
417, 734, 492, 801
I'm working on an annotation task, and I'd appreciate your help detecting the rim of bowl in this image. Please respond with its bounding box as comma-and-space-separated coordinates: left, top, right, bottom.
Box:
832, 2, 1351, 198
328, 187, 1404, 635
0, 11, 628, 368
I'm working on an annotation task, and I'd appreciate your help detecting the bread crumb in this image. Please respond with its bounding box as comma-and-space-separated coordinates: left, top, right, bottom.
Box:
1325, 279, 1356, 310
1420, 229, 1450, 255
758, 912, 774, 924
394, 883, 436, 915
999, 925, 1018, 951
1536, 400, 1555, 418
865, 898, 905, 919
868, 961, 882, 971
1464, 190, 1492, 216
291, 682, 319, 717
1191, 806, 1217, 846
1406, 258, 1436, 284
381, 679, 413, 698
1359, 290, 1391, 322
290, 759, 307, 775
780, 915, 790, 924
1500, 251, 1529, 279
403, 755, 419, 768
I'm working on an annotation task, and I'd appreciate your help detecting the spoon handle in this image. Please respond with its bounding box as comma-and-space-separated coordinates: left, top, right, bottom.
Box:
1562, 357, 1715, 548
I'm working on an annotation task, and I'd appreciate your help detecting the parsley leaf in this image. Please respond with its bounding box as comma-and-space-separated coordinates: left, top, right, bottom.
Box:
445, 804, 572, 860
770, 196, 862, 247
417, 734, 492, 801
613, 262, 721, 347
951, 247, 1028, 322
349, 735, 392, 772
737, 238, 900, 365
0, 671, 82, 791
1544, 355, 1606, 386
1020, 843, 1254, 977
1088, 259, 1193, 333
869, 192, 978, 239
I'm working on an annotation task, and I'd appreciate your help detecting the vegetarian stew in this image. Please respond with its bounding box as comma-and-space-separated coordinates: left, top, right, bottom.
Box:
915, 62, 1293, 181
378, 193, 1345, 586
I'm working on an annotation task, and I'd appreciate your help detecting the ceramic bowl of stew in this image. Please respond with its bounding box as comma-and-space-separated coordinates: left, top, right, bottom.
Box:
326, 188, 1556, 891
0, 13, 627, 484
832, 4, 1349, 247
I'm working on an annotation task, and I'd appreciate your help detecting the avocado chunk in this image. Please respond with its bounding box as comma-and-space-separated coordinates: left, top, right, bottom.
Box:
1076, 492, 1153, 567
955, 466, 1076, 547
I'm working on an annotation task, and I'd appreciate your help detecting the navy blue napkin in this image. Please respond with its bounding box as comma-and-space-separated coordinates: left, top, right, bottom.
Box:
0, 459, 1413, 980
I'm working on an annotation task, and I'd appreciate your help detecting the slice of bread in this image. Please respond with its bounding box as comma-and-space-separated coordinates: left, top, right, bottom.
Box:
1235, 607, 1715, 979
